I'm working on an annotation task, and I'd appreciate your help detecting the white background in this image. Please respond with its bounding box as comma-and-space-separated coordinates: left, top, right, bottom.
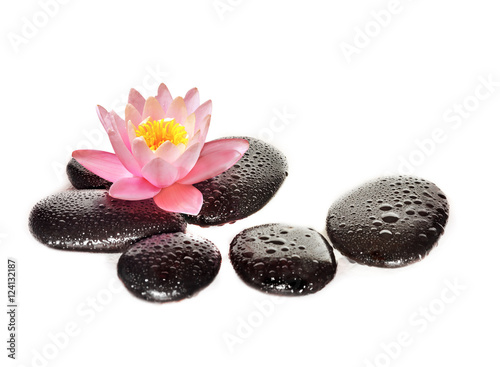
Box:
1, 0, 499, 366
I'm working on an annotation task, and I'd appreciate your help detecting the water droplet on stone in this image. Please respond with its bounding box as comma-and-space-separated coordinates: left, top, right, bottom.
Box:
418, 233, 428, 242
267, 239, 287, 246
66, 158, 111, 189
381, 212, 400, 223
326, 176, 449, 268
29, 190, 186, 252
230, 224, 336, 295
379, 229, 393, 239
117, 232, 221, 302
184, 137, 288, 227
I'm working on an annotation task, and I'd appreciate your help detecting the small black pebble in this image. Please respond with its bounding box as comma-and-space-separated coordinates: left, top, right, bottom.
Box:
230, 224, 337, 295
117, 232, 221, 302
326, 176, 449, 268
67, 158, 111, 189
184, 137, 288, 227
29, 190, 186, 252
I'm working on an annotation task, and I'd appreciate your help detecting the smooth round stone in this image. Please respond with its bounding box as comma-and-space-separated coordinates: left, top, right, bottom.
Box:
230, 224, 337, 295
326, 176, 449, 268
29, 190, 187, 252
184, 137, 288, 227
117, 232, 221, 302
67, 158, 111, 189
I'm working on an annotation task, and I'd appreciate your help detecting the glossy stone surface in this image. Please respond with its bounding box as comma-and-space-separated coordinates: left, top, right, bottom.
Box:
29, 190, 186, 252
184, 137, 288, 227
326, 176, 449, 268
117, 232, 221, 302
230, 224, 337, 295
67, 158, 111, 189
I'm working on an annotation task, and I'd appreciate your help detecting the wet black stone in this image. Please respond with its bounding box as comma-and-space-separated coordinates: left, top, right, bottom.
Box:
67, 158, 111, 189
29, 190, 187, 252
230, 224, 337, 295
184, 137, 288, 227
117, 232, 221, 302
326, 176, 449, 268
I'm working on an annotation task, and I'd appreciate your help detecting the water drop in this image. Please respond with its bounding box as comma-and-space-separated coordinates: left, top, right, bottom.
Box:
381, 212, 400, 223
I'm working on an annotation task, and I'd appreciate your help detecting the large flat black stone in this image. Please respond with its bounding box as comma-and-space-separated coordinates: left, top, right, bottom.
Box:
29, 190, 187, 252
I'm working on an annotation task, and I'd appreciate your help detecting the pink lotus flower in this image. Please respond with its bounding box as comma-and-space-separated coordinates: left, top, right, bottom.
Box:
72, 84, 249, 215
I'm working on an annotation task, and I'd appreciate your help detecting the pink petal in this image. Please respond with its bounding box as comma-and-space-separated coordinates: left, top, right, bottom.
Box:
127, 121, 137, 147
178, 150, 243, 185
110, 110, 131, 151
72, 150, 131, 182
173, 142, 203, 180
108, 129, 142, 176
98, 107, 132, 152
110, 110, 125, 127
125, 103, 143, 127
200, 138, 249, 157
185, 88, 200, 115
141, 158, 178, 188
187, 131, 200, 148
166, 96, 188, 125
156, 83, 173, 114
194, 100, 212, 131
184, 113, 195, 139
142, 96, 166, 121
198, 115, 211, 145
96, 105, 113, 131
128, 88, 145, 113
131, 137, 155, 167
153, 183, 203, 215
155, 141, 185, 163
109, 177, 161, 200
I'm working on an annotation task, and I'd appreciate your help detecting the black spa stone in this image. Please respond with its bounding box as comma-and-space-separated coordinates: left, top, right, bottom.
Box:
67, 158, 111, 189
29, 190, 186, 252
184, 137, 288, 227
326, 176, 449, 268
229, 224, 337, 295
117, 232, 221, 302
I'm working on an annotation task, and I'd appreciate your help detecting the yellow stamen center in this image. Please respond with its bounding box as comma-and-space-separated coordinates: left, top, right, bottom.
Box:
135, 119, 188, 151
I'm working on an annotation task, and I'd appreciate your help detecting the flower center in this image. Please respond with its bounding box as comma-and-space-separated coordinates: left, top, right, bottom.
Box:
135, 119, 188, 151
